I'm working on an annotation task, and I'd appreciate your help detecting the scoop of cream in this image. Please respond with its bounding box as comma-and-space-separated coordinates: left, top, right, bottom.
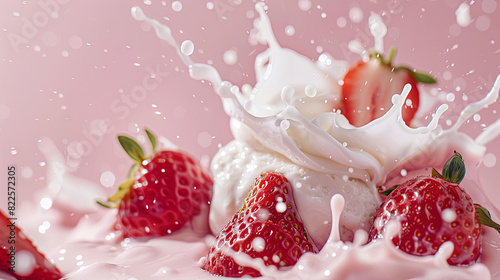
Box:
209, 139, 380, 247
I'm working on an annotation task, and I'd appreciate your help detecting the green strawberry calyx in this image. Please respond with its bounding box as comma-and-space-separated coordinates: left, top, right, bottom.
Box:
369, 47, 437, 84
97, 128, 158, 208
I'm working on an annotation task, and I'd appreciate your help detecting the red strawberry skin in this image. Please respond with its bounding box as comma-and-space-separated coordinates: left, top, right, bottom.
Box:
342, 59, 420, 127
369, 176, 482, 265
0, 211, 62, 279
202, 172, 317, 277
116, 150, 213, 237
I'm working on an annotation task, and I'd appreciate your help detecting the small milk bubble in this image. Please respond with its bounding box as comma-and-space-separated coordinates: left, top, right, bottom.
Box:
223, 49, 237, 65
207, 2, 214, 10
298, 0, 312, 11
40, 197, 53, 210
172, 1, 183, 12
442, 208, 457, 223
285, 25, 295, 36
473, 113, 481, 122
337, 17, 347, 28
349, 7, 363, 23
483, 153, 497, 167
21, 167, 33, 178
100, 171, 116, 188
305, 85, 317, 98
16, 251, 36, 276
443, 71, 452, 80
68, 35, 83, 49
181, 40, 194, 56
275, 201, 287, 213
280, 120, 290, 130
475, 15, 490, 31
252, 237, 266, 252
446, 93, 455, 102
198, 131, 213, 148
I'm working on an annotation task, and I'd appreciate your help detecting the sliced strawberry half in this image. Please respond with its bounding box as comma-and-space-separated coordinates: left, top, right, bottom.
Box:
342, 48, 436, 127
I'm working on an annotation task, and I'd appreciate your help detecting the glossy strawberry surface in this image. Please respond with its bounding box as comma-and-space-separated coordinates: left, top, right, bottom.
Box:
202, 172, 317, 277
369, 176, 482, 265
116, 150, 213, 237
342, 58, 420, 126
0, 210, 62, 280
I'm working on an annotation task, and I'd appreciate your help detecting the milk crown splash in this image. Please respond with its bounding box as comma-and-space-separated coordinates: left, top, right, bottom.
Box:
131, 3, 500, 190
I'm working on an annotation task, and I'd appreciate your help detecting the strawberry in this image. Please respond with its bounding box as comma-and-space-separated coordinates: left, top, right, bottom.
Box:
369, 152, 500, 265
0, 210, 62, 279
202, 172, 317, 277
342, 47, 436, 126
98, 129, 213, 238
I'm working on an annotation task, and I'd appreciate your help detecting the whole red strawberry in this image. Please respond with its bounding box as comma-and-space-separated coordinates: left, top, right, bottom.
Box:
369, 152, 500, 265
0, 210, 62, 279
342, 47, 436, 126
99, 129, 213, 238
202, 172, 317, 277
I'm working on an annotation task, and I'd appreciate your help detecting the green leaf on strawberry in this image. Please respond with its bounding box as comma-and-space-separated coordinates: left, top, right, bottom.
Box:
118, 135, 146, 163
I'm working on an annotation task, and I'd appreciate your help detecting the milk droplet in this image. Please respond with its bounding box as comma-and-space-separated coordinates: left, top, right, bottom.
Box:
281, 85, 295, 104
482, 0, 497, 14
68, 35, 83, 49
285, 25, 295, 36
206, 2, 214, 10
475, 15, 490, 31
257, 209, 270, 221
298, 0, 312, 11
276, 202, 286, 213
473, 113, 481, 122
181, 40, 194, 56
40, 197, 53, 210
16, 251, 36, 276
456, 3, 472, 27
349, 7, 363, 23
441, 208, 457, 223
21, 167, 33, 178
198, 131, 213, 148
337, 17, 347, 28
272, 255, 280, 263
252, 237, 266, 252
305, 85, 317, 98
100, 171, 116, 188
223, 49, 237, 65
280, 120, 290, 130
446, 93, 455, 102
131, 6, 146, 20
172, 1, 183, 12
484, 153, 497, 167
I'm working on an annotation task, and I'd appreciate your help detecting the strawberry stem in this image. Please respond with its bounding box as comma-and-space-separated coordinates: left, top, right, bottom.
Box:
96, 177, 135, 208
442, 151, 465, 184
386, 46, 397, 66
475, 204, 500, 234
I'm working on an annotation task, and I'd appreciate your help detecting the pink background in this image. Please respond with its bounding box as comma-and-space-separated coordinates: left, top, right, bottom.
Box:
0, 0, 499, 210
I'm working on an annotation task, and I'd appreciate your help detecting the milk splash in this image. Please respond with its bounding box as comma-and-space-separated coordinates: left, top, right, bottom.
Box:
132, 2, 500, 191
130, 2, 500, 279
